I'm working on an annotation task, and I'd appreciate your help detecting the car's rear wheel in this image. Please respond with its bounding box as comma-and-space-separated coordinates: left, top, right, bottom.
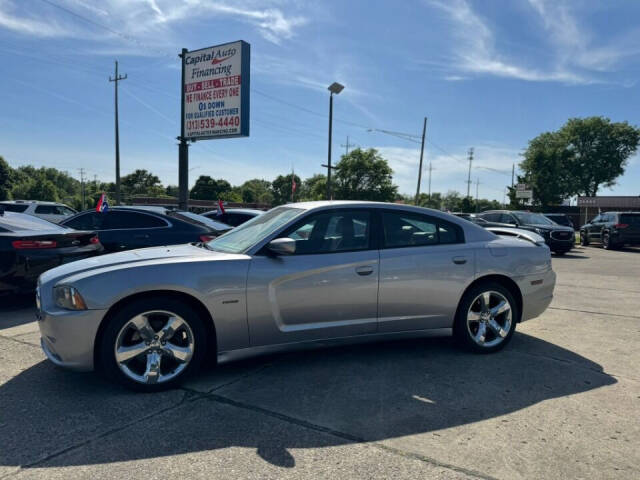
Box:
454, 282, 518, 353
602, 232, 615, 250
99, 297, 207, 392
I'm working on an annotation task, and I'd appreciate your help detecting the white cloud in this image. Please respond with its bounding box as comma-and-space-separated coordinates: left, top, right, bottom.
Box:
0, 0, 308, 45
424, 0, 594, 84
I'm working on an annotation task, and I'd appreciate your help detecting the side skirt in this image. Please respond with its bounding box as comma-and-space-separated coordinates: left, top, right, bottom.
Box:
217, 328, 452, 365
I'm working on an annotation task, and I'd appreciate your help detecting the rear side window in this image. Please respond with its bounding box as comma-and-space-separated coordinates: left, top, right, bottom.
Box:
481, 213, 500, 222
225, 213, 251, 227
0, 203, 29, 213
104, 211, 167, 229
620, 214, 640, 226
381, 211, 463, 248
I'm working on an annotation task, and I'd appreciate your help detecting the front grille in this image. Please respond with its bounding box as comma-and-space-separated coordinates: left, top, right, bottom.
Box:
551, 230, 572, 241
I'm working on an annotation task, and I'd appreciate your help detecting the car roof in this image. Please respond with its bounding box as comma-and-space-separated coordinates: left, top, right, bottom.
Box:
204, 208, 263, 216
0, 200, 68, 206
276, 201, 495, 243
602, 211, 640, 214
0, 211, 66, 232
115, 205, 170, 214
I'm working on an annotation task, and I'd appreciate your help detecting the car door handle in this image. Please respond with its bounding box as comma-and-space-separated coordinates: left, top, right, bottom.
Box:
355, 266, 374, 276
452, 256, 467, 265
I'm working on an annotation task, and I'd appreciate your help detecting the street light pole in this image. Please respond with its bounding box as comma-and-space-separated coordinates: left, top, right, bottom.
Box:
326, 82, 344, 200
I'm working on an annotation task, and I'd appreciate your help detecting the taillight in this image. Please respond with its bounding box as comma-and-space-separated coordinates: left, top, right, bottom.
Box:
89, 235, 100, 244
12, 240, 57, 249
200, 235, 215, 242
614, 223, 628, 229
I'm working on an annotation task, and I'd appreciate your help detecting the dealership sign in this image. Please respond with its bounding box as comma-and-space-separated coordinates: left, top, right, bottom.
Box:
182, 41, 250, 140
515, 183, 533, 199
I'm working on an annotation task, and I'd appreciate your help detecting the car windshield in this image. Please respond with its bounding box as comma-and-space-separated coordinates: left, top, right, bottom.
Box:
546, 215, 570, 226
207, 206, 304, 254
513, 212, 554, 225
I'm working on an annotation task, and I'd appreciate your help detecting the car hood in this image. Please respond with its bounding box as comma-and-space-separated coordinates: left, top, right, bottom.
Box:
39, 243, 235, 286
522, 223, 573, 232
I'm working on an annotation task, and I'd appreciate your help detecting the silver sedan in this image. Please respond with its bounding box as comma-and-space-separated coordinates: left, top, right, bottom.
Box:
36, 201, 556, 391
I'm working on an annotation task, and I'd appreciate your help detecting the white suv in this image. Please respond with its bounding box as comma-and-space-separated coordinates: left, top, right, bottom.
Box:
0, 200, 77, 224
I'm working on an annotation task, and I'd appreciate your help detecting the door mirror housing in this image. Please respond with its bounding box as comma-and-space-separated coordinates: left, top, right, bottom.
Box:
267, 238, 296, 255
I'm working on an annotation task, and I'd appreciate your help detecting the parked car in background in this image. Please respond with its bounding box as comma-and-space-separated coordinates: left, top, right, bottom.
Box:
59, 207, 231, 253
36, 201, 555, 391
543, 213, 574, 229
0, 200, 77, 224
580, 212, 640, 249
202, 208, 263, 227
0, 209, 101, 293
478, 210, 574, 254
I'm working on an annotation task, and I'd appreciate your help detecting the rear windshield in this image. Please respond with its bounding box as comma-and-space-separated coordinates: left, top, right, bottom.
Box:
0, 203, 29, 213
619, 214, 640, 226
0, 212, 64, 232
169, 211, 231, 232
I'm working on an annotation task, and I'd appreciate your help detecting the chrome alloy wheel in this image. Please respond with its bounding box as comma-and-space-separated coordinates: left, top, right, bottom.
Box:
466, 291, 512, 348
114, 310, 194, 385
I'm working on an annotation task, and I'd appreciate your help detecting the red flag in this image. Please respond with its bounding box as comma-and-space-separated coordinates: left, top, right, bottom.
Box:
96, 193, 109, 212
217, 199, 226, 215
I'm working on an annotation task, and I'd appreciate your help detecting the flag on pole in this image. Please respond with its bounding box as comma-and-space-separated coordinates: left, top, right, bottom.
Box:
291, 169, 297, 202
216, 199, 226, 216
96, 193, 109, 213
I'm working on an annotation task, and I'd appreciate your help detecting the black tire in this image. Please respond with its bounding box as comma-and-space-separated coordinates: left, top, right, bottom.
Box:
98, 297, 207, 392
580, 232, 589, 246
454, 282, 518, 354
553, 250, 566, 256
602, 232, 614, 250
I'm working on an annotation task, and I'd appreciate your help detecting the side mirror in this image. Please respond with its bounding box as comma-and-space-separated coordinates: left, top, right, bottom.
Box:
267, 237, 296, 255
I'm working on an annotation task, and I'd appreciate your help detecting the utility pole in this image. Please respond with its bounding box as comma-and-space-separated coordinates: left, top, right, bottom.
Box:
78, 168, 86, 210
414, 117, 428, 205
178, 48, 190, 211
466, 147, 474, 198
475, 177, 480, 212
109, 60, 127, 206
427, 162, 433, 199
511, 163, 515, 188
340, 136, 357, 156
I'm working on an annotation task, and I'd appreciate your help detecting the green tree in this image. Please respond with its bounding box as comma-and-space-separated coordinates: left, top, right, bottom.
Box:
561, 117, 640, 196
333, 148, 398, 202
121, 169, 164, 197
300, 174, 326, 201
0, 156, 11, 200
190, 176, 231, 200
442, 191, 463, 211
239, 179, 272, 204
271, 174, 301, 205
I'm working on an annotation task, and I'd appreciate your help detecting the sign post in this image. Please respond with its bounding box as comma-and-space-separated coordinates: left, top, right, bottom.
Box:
178, 40, 250, 210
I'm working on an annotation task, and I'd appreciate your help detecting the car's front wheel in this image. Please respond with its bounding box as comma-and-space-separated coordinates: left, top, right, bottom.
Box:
454, 282, 518, 353
99, 297, 207, 392
580, 231, 589, 246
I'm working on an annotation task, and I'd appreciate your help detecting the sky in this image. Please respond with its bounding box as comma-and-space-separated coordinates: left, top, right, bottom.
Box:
1, 0, 639, 202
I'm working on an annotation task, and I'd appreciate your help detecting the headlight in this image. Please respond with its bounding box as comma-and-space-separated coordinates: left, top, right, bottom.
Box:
54, 286, 87, 310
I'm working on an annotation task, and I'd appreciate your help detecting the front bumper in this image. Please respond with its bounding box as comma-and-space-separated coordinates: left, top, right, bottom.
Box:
546, 237, 573, 252
37, 306, 106, 371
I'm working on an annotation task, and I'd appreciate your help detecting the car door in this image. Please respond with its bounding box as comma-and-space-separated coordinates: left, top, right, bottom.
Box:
377, 210, 475, 333
102, 211, 170, 250
246, 209, 379, 346
588, 214, 604, 241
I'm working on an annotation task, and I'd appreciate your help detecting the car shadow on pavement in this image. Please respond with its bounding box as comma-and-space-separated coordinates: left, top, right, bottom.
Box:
0, 332, 616, 470
0, 293, 36, 329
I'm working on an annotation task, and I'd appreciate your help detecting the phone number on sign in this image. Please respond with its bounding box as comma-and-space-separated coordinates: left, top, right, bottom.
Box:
187, 117, 240, 131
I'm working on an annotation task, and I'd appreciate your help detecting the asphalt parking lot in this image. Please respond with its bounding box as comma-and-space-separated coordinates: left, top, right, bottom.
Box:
1, 245, 639, 479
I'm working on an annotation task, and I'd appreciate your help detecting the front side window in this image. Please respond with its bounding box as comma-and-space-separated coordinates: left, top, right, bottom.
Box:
281, 210, 371, 254
382, 211, 462, 248
35, 205, 56, 214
